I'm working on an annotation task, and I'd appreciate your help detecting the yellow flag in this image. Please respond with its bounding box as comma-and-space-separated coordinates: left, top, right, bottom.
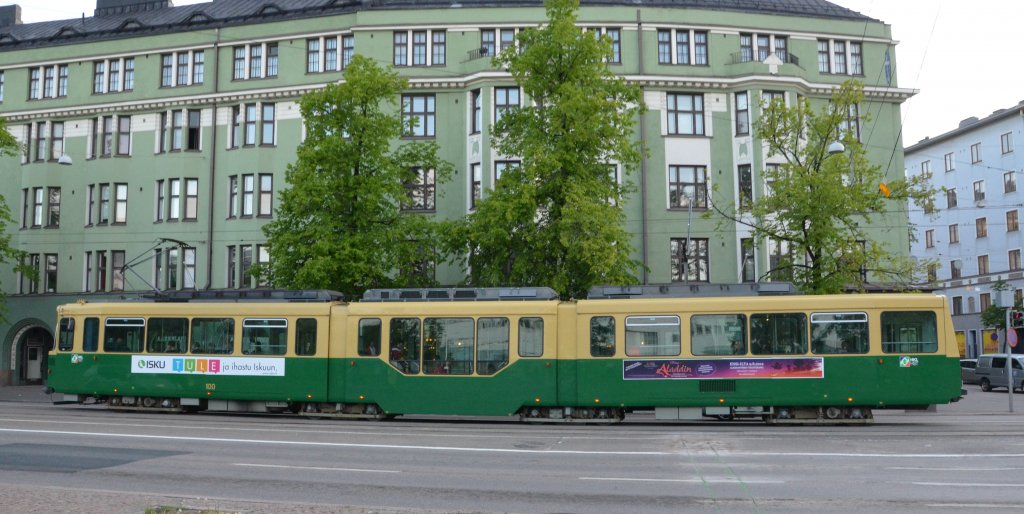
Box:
879, 182, 891, 197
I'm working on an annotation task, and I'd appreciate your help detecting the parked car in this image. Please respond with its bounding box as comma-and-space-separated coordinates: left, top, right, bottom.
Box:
960, 358, 979, 385
974, 354, 1024, 392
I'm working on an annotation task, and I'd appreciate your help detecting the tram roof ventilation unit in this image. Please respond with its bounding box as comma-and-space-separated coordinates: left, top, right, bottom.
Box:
588, 283, 795, 299
148, 289, 345, 302
363, 287, 559, 302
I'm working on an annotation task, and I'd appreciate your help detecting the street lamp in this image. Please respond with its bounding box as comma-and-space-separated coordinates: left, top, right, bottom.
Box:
828, 141, 853, 184
57, 153, 72, 166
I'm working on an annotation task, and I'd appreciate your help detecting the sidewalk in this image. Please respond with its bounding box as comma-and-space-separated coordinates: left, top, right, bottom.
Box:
0, 385, 53, 403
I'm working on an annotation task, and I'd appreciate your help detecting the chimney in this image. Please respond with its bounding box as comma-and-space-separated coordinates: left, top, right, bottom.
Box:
958, 116, 979, 128
95, 0, 173, 17
0, 4, 22, 28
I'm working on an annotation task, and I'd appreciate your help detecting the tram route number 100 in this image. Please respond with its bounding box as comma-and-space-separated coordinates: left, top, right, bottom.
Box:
205, 383, 216, 391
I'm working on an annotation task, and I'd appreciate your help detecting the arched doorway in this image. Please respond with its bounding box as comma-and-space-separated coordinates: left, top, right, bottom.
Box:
15, 326, 53, 385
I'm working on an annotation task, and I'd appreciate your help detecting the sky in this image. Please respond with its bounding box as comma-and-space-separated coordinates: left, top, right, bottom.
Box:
16, 0, 1023, 147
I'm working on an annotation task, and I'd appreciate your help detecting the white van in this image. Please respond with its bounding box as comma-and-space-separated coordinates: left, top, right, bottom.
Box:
975, 354, 1024, 392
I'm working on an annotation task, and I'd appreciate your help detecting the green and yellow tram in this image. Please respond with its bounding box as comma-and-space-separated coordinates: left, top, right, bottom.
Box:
47, 285, 963, 424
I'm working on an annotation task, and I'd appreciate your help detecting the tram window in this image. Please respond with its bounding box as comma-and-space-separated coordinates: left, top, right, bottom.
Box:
296, 318, 317, 356
191, 318, 235, 354
626, 315, 680, 356
243, 318, 287, 355
103, 318, 145, 353
518, 317, 544, 357
750, 313, 807, 355
424, 318, 474, 375
390, 318, 421, 374
83, 317, 99, 352
58, 318, 75, 351
358, 318, 381, 356
811, 312, 868, 354
146, 318, 187, 354
691, 314, 746, 356
478, 317, 510, 375
881, 311, 937, 353
590, 316, 616, 357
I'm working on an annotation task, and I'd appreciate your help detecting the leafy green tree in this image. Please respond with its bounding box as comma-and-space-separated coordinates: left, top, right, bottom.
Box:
711, 80, 936, 294
0, 118, 31, 316
261, 55, 452, 299
448, 0, 646, 299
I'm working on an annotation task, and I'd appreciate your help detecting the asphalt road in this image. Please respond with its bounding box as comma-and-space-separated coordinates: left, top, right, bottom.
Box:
1, 384, 1023, 513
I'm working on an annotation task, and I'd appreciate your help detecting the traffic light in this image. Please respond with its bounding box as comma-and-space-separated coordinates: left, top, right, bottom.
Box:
1011, 309, 1024, 329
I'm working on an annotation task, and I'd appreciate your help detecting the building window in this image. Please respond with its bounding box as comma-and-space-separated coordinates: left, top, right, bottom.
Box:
741, 238, 755, 283
187, 110, 201, 150
393, 31, 408, 66
28, 64, 68, 99
951, 296, 963, 315
50, 122, 64, 161
735, 92, 749, 136
944, 152, 955, 172
974, 180, 985, 202
738, 164, 752, 210
85, 185, 95, 226
324, 37, 338, 72
95, 251, 108, 292
1006, 172, 1017, 193
161, 54, 173, 86
925, 229, 934, 249
111, 250, 125, 291
657, 29, 671, 64
228, 175, 238, 218
403, 167, 435, 211
926, 263, 937, 282
31, 187, 43, 227
183, 247, 196, 289
0, 70, 5, 102
244, 104, 257, 145
44, 253, 58, 293
470, 89, 482, 134
411, 31, 428, 66
768, 239, 792, 281
168, 178, 181, 220
668, 165, 707, 209
155, 180, 165, 222
494, 87, 520, 126
667, 93, 705, 136
980, 292, 991, 311
606, 28, 621, 63
242, 174, 254, 216
1008, 210, 1019, 232
306, 38, 321, 72
240, 245, 253, 288
470, 163, 482, 209
920, 160, 931, 175
261, 103, 275, 145
98, 184, 111, 224
946, 189, 957, 208
833, 41, 846, 74
949, 224, 959, 244
233, 46, 245, 79
171, 111, 183, 151
976, 217, 988, 238
670, 238, 709, 282
978, 255, 990, 276
817, 40, 830, 73
176, 52, 189, 86
93, 61, 105, 93
117, 116, 131, 156
83, 251, 93, 292
971, 143, 982, 163
192, 51, 204, 83
850, 42, 863, 75
258, 174, 273, 217
249, 45, 263, 78
402, 94, 435, 137
1003, 132, 1014, 154
185, 178, 199, 221
1010, 249, 1022, 271
34, 122, 46, 161
226, 246, 237, 288
494, 160, 520, 183
46, 187, 60, 228
114, 183, 128, 224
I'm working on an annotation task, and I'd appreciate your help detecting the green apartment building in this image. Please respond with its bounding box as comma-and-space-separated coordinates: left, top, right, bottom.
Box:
0, 0, 912, 385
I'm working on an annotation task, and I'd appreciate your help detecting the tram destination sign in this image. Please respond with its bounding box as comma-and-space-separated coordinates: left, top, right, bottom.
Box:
623, 357, 824, 380
130, 355, 285, 376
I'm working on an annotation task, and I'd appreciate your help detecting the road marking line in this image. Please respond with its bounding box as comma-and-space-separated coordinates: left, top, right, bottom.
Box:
235, 463, 399, 473
889, 467, 1024, 471
0, 428, 669, 455
580, 477, 784, 484
914, 482, 1024, 487
929, 504, 1016, 508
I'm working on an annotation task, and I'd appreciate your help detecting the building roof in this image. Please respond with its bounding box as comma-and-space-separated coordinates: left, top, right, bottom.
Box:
0, 0, 875, 51
905, 99, 1024, 153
